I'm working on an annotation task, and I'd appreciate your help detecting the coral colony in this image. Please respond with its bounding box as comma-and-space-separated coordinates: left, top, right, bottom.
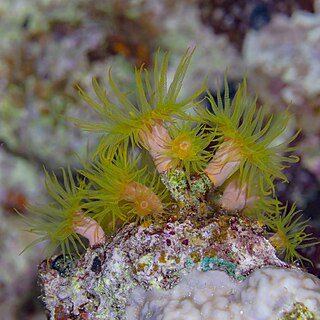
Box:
22, 50, 320, 319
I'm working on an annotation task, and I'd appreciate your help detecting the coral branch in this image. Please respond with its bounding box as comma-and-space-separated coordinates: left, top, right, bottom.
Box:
205, 139, 242, 187
139, 121, 173, 173
219, 179, 256, 211
73, 211, 106, 247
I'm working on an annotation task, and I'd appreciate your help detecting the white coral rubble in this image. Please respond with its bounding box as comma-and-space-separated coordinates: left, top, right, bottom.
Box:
127, 267, 320, 320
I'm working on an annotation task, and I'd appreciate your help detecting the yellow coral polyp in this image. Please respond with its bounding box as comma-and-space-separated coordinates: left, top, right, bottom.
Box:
171, 134, 193, 160
79, 145, 169, 229
202, 77, 299, 197
74, 48, 206, 156
261, 203, 318, 264
269, 231, 287, 252
121, 181, 163, 218
159, 123, 214, 178
20, 167, 91, 258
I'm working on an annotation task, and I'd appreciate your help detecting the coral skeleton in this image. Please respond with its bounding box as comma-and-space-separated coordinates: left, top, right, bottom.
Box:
22, 50, 320, 319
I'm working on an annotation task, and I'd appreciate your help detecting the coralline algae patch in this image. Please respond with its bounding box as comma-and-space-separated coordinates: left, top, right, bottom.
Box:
119, 215, 286, 289
39, 214, 293, 319
126, 267, 320, 320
